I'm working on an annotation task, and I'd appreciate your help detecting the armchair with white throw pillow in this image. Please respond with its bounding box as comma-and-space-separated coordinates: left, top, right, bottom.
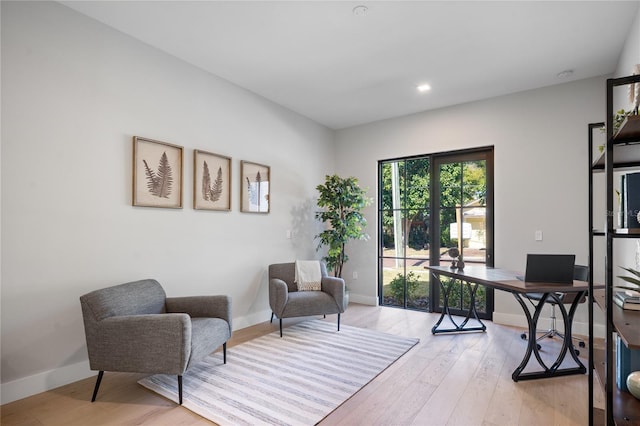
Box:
269, 261, 347, 337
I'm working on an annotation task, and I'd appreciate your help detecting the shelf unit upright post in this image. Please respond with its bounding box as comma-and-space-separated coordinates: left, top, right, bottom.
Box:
588, 121, 605, 426
606, 75, 615, 425
590, 73, 640, 426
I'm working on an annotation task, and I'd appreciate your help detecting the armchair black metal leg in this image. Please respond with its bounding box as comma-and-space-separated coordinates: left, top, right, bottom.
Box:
178, 375, 183, 405
337, 313, 341, 331
270, 312, 274, 323
91, 371, 104, 402
280, 318, 283, 337
223, 342, 227, 364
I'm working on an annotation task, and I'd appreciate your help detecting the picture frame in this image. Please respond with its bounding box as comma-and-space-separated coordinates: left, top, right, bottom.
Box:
132, 136, 183, 208
241, 160, 270, 213
194, 150, 232, 211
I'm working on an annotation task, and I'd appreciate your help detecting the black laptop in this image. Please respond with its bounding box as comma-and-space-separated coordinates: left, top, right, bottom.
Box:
516, 254, 576, 283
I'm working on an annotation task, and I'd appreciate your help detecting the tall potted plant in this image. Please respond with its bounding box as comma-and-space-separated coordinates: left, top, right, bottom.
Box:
315, 174, 371, 278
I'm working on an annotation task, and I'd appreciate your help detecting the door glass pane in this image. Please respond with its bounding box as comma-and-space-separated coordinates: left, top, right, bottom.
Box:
406, 209, 430, 257
380, 162, 396, 210
439, 208, 458, 257
436, 278, 487, 313
437, 276, 462, 310
383, 160, 409, 210
439, 163, 462, 207
461, 160, 486, 263
407, 260, 430, 309
381, 258, 405, 307
475, 284, 487, 313
381, 210, 403, 258
406, 158, 430, 209
462, 161, 486, 205
462, 206, 486, 263
439, 160, 487, 264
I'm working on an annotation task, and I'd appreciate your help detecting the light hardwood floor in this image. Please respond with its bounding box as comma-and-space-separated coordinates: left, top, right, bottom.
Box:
1, 304, 604, 426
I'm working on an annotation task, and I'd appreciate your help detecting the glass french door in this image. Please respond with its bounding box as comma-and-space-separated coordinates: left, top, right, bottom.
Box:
378, 147, 494, 318
431, 150, 494, 319
379, 156, 432, 309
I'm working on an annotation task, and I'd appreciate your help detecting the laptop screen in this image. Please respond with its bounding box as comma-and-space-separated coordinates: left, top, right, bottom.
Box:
520, 254, 576, 283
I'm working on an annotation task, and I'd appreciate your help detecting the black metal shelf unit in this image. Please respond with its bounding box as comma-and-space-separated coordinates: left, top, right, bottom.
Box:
589, 73, 640, 426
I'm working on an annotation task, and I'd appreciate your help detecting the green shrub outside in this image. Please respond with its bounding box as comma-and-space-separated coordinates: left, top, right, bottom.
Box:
388, 271, 420, 301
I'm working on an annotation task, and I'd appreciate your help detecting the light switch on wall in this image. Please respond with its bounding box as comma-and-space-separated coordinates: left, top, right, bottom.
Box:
535, 230, 543, 241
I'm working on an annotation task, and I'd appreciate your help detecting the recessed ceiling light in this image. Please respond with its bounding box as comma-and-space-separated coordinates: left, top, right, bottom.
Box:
417, 84, 431, 93
352, 5, 368, 17
557, 69, 574, 79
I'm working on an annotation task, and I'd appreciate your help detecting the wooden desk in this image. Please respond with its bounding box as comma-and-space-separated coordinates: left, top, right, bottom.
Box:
425, 264, 603, 382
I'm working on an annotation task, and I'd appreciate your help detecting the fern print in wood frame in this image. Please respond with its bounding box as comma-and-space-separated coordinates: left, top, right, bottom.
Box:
194, 150, 231, 211
240, 160, 270, 213
132, 136, 183, 208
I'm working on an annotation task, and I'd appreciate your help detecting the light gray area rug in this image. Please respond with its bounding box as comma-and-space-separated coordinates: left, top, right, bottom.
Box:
139, 319, 419, 426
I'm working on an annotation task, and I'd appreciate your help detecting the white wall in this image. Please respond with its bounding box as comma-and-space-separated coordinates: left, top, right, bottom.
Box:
334, 3, 640, 341
615, 5, 640, 79
335, 76, 606, 330
1, 1, 335, 403
611, 6, 640, 295
3, 0, 639, 407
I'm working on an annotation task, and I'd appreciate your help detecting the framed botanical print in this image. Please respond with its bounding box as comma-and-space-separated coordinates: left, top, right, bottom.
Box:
194, 150, 231, 211
132, 136, 183, 208
241, 160, 270, 213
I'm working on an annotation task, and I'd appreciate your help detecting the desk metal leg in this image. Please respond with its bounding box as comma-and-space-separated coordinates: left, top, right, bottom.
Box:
511, 291, 587, 381
548, 295, 585, 372
431, 272, 487, 334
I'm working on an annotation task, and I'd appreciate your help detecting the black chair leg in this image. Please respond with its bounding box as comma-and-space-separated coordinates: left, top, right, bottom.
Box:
91, 371, 104, 402
178, 375, 183, 405
270, 312, 274, 323
223, 342, 227, 364
337, 313, 341, 332
280, 318, 283, 337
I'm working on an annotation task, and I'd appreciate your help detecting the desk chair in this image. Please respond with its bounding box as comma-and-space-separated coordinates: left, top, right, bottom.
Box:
520, 265, 588, 354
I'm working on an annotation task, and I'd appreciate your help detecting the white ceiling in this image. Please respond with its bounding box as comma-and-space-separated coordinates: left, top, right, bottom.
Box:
60, 1, 640, 130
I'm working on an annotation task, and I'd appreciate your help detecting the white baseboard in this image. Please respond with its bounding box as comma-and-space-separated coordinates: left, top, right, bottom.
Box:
1, 311, 273, 405
232, 309, 273, 331
0, 305, 351, 405
348, 293, 378, 306
3, 304, 598, 406
492, 312, 605, 339
1, 360, 93, 405
1, 296, 380, 404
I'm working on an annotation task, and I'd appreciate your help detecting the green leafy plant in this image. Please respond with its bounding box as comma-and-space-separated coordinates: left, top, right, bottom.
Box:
614, 109, 633, 135
618, 266, 640, 292
601, 109, 634, 137
389, 271, 420, 301
315, 174, 371, 278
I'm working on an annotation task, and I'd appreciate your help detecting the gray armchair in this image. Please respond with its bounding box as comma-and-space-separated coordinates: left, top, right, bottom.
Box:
269, 262, 347, 337
79, 279, 232, 404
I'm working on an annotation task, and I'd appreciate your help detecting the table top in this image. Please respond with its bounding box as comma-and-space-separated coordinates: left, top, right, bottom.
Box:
425, 264, 604, 293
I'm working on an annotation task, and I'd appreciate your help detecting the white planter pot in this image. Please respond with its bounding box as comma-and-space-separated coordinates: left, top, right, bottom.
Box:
627, 371, 640, 400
